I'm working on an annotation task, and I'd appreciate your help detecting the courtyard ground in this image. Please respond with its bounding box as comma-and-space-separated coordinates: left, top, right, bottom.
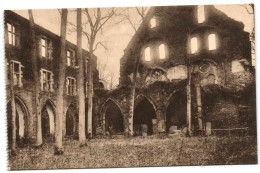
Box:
8, 136, 257, 170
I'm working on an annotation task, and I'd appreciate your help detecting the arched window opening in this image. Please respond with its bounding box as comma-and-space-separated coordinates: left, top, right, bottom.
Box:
145, 47, 151, 61
208, 34, 216, 50
104, 100, 124, 134
191, 37, 198, 54
198, 5, 205, 23
7, 97, 28, 148
166, 92, 187, 134
159, 44, 166, 59
134, 97, 157, 136
41, 101, 55, 141
66, 104, 78, 138
150, 17, 156, 28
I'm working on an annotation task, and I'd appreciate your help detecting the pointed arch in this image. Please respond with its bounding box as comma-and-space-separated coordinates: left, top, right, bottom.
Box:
41, 99, 56, 138
134, 94, 157, 136
100, 98, 123, 115
65, 103, 78, 137
135, 94, 157, 112
100, 98, 124, 134
7, 96, 29, 146
165, 90, 187, 133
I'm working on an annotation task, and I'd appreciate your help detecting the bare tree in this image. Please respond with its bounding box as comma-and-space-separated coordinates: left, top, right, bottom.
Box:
82, 8, 115, 137
122, 7, 148, 136
76, 8, 87, 146
54, 9, 68, 155
28, 10, 42, 148
97, 61, 117, 90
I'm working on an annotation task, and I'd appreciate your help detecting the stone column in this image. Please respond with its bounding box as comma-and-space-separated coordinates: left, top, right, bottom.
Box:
156, 109, 166, 134
205, 122, 212, 136
152, 119, 157, 134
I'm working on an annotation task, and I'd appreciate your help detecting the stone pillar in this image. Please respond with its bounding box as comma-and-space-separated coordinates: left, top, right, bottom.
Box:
205, 122, 212, 136
152, 119, 157, 134
156, 109, 166, 134
141, 124, 148, 136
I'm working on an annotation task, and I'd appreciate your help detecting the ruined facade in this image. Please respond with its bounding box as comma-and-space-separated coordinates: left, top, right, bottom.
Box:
96, 5, 255, 137
5, 5, 256, 145
5, 10, 102, 145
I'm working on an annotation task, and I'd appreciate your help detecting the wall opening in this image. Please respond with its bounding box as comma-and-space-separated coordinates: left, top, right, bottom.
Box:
208, 34, 216, 50
166, 92, 187, 133
7, 97, 28, 148
144, 47, 151, 61
41, 100, 55, 141
198, 5, 205, 23
150, 17, 156, 28
191, 37, 198, 54
66, 104, 78, 138
134, 97, 157, 136
159, 44, 166, 59
104, 100, 124, 134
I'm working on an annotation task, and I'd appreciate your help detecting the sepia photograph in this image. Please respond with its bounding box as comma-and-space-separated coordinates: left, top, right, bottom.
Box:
2, 1, 257, 171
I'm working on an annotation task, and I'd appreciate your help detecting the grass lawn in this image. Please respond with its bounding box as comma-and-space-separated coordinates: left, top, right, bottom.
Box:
8, 136, 257, 170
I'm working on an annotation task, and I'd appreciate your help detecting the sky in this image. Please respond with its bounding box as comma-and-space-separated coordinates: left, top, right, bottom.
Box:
12, 4, 254, 88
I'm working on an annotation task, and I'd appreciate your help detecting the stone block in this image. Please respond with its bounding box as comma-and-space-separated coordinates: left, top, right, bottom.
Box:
206, 122, 212, 136
169, 125, 178, 134
141, 124, 148, 136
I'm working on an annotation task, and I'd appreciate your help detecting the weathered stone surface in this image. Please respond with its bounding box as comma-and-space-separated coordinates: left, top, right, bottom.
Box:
141, 124, 148, 136
169, 126, 178, 134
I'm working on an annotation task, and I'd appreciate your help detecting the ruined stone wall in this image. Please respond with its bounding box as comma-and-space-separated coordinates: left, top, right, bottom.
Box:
118, 5, 255, 135
5, 10, 99, 141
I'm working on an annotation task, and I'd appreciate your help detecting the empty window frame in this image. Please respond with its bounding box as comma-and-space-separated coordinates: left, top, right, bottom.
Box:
144, 47, 151, 61
66, 77, 76, 96
7, 23, 18, 46
159, 44, 166, 59
41, 69, 53, 91
41, 37, 47, 58
150, 17, 156, 28
208, 34, 216, 50
197, 5, 205, 23
67, 49, 75, 67
11, 60, 23, 87
191, 37, 198, 54
67, 50, 72, 66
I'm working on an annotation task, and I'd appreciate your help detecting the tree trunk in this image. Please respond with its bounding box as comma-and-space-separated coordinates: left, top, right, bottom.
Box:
87, 47, 93, 138
28, 10, 42, 147
77, 8, 86, 145
195, 84, 203, 132
186, 59, 192, 136
9, 60, 16, 155
128, 54, 140, 136
54, 9, 68, 155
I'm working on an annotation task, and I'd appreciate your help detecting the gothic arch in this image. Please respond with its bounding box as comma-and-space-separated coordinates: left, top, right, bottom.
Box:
65, 103, 78, 137
41, 99, 56, 139
100, 98, 124, 134
165, 90, 187, 133
135, 94, 157, 112
7, 96, 29, 147
134, 94, 157, 136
